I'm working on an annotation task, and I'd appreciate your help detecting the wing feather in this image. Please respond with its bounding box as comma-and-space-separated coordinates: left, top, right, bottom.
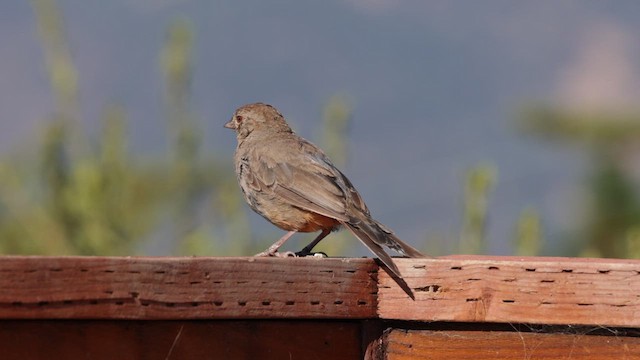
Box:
242, 141, 351, 222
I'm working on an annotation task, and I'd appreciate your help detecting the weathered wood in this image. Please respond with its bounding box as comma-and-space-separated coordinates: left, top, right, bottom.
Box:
2, 255, 640, 327
384, 328, 640, 360
0, 256, 377, 319
0, 320, 363, 360
2, 255, 640, 358
379, 256, 640, 327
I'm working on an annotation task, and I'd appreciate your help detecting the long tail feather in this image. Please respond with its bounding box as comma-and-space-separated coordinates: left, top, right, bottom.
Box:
374, 220, 425, 258
341, 213, 428, 277
341, 221, 401, 277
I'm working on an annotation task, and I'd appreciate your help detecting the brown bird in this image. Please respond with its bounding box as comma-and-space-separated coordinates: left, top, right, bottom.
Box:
224, 102, 424, 277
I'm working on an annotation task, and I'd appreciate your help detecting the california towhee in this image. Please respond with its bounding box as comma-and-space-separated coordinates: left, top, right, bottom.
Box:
224, 103, 424, 277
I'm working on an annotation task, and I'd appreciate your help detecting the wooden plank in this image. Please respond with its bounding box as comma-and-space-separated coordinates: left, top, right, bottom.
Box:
0, 320, 363, 360
384, 328, 640, 360
0, 256, 377, 319
379, 256, 640, 327
4, 255, 640, 326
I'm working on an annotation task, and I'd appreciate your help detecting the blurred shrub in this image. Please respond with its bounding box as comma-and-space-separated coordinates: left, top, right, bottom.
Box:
520, 105, 640, 258
0, 2, 353, 256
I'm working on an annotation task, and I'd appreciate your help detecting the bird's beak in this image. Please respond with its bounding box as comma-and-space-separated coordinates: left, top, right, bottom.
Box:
224, 119, 236, 130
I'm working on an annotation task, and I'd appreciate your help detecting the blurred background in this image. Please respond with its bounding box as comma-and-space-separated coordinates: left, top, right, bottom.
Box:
2, 0, 640, 258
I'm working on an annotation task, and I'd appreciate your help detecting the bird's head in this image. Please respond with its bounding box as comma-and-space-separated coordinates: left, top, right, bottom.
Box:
225, 103, 292, 140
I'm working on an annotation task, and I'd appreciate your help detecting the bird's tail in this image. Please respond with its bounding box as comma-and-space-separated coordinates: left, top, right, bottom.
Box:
341, 216, 425, 278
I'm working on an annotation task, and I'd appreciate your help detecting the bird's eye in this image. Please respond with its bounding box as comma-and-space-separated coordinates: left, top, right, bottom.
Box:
236, 115, 244, 123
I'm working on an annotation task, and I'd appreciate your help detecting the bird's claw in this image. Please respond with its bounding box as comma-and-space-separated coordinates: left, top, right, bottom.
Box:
254, 251, 297, 258
295, 251, 328, 258
276, 251, 297, 257
253, 250, 327, 258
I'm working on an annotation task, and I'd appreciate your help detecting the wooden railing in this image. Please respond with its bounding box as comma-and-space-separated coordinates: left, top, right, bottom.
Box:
1, 255, 639, 359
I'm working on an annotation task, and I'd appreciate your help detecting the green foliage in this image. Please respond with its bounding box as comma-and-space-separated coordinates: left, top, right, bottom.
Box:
520, 105, 640, 258
514, 207, 543, 256
625, 227, 640, 259
584, 151, 640, 257
19, 1, 632, 259
0, 3, 229, 255
318, 95, 352, 168
31, 0, 78, 115
520, 106, 640, 144
0, 2, 356, 257
161, 19, 209, 255
459, 163, 497, 254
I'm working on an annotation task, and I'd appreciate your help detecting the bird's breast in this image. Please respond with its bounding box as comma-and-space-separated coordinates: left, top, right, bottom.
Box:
246, 192, 341, 233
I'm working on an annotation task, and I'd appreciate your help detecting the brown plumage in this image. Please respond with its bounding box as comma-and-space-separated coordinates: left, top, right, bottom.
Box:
224, 102, 424, 277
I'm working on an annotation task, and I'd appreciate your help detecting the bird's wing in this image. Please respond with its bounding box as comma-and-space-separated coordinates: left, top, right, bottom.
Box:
241, 142, 351, 222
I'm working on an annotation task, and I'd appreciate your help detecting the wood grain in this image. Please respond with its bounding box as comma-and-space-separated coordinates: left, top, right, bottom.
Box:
378, 256, 640, 327
384, 328, 640, 360
0, 256, 377, 319
3, 255, 640, 327
3, 255, 640, 359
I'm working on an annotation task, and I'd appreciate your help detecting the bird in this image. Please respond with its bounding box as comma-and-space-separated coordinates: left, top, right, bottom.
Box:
224, 102, 425, 277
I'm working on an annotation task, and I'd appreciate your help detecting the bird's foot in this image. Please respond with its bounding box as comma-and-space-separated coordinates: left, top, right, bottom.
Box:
254, 250, 297, 258
275, 251, 297, 257
295, 250, 328, 258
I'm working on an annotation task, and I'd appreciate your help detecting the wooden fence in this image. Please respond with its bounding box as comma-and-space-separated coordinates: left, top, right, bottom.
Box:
1, 255, 639, 359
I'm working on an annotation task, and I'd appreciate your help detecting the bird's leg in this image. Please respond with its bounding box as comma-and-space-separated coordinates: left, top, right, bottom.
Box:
296, 229, 331, 256
255, 230, 297, 257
